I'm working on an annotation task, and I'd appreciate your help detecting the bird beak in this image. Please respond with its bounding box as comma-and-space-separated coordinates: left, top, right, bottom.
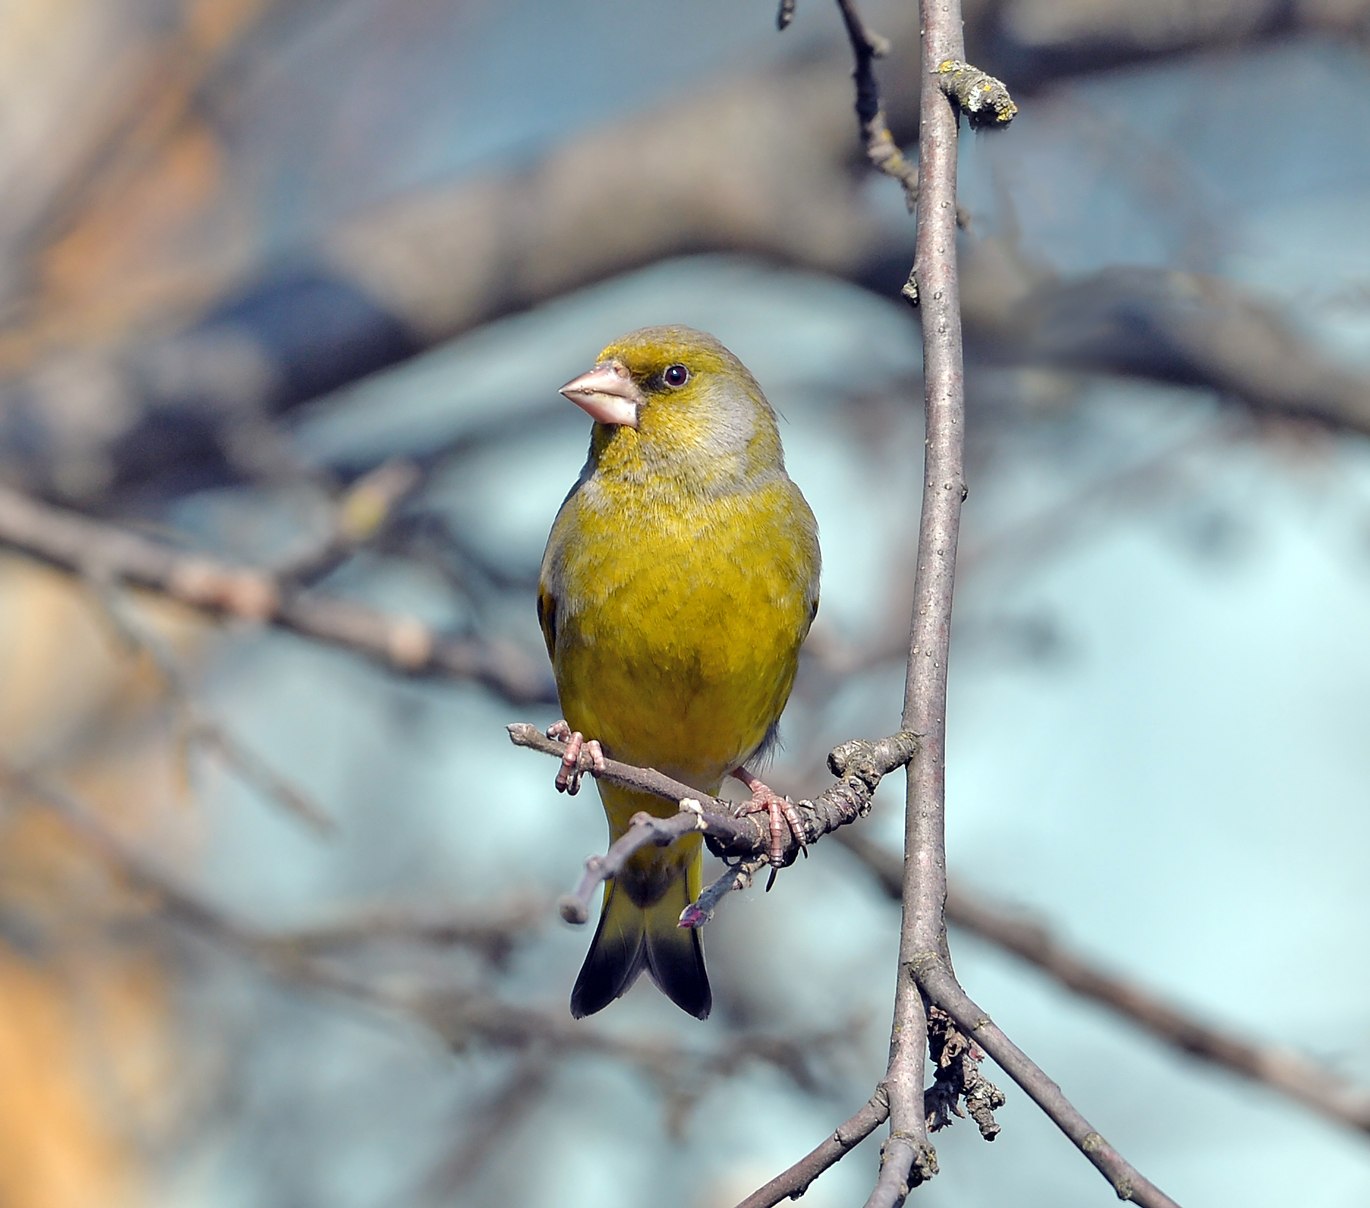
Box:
559, 360, 643, 429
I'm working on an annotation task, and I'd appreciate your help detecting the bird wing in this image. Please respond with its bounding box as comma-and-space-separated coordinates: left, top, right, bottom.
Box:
536, 579, 558, 661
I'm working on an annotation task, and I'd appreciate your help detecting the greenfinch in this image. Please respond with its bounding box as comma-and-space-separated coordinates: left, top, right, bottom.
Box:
538, 326, 820, 1019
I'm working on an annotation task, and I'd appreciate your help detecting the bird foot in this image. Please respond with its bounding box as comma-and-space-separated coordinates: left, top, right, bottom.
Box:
547, 720, 604, 794
731, 766, 808, 871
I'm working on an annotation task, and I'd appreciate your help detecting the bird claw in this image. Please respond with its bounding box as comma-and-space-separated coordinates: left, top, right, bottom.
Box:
548, 720, 604, 794
732, 767, 809, 871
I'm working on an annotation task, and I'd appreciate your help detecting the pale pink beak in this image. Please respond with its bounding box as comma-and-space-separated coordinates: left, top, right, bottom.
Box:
559, 359, 643, 429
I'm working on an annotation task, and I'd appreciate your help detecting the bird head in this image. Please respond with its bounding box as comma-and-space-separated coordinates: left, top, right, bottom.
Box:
559, 326, 786, 489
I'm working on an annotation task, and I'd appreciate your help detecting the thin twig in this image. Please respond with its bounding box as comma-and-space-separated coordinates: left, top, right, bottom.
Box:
685, 857, 768, 928
834, 0, 919, 210
735, 1089, 891, 1208
507, 723, 915, 925
271, 458, 426, 586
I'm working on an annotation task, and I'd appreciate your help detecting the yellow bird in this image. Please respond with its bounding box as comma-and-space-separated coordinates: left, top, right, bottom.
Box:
538, 326, 820, 1018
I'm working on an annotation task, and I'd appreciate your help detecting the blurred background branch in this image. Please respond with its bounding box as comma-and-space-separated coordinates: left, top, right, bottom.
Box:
6, 4, 1370, 508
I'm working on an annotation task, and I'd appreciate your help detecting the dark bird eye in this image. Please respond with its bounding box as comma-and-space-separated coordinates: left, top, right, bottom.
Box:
662, 364, 690, 388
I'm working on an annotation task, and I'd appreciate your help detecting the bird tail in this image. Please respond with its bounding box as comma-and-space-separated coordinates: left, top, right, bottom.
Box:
570, 841, 711, 1020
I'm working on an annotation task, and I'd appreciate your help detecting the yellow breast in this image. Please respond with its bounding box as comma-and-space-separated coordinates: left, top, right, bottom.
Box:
542, 472, 818, 791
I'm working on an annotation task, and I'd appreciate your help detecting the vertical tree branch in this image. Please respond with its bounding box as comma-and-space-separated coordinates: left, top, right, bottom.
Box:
765, 5, 1179, 1204
867, 1, 968, 1199
875, 7, 1185, 1205
903, 0, 967, 979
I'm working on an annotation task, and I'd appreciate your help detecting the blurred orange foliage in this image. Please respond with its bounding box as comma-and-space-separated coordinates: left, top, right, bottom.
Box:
1, 559, 208, 1207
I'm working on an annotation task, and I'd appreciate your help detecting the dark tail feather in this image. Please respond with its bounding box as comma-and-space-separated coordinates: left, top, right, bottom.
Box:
643, 872, 710, 1019
570, 871, 711, 1020
570, 879, 647, 1018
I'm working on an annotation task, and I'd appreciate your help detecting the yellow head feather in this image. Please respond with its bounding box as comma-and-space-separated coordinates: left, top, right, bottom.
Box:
586, 325, 787, 493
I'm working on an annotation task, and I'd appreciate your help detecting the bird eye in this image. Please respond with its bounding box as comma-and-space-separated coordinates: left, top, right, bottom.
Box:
662, 364, 690, 388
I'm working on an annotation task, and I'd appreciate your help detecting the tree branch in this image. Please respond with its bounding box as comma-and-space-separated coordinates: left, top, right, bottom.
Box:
835, 0, 919, 209
919, 962, 1180, 1204
840, 830, 1370, 1137
827, 0, 1185, 1203
11, 7, 1370, 510
0, 484, 553, 704
506, 723, 916, 924
735, 1088, 891, 1208
863, 0, 971, 1192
